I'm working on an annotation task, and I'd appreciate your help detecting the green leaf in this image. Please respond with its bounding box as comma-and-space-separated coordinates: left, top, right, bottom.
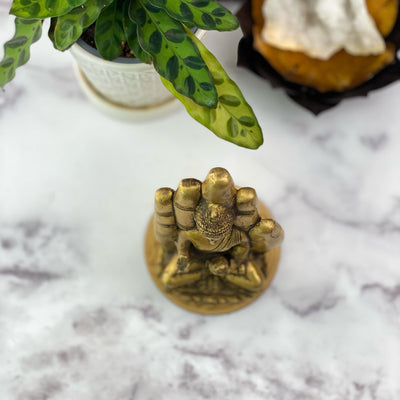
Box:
0, 18, 42, 88
122, 0, 152, 62
48, 17, 57, 43
160, 29, 263, 149
129, 0, 217, 108
94, 0, 125, 60
10, 0, 87, 19
148, 0, 238, 31
219, 94, 240, 107
51, 0, 114, 51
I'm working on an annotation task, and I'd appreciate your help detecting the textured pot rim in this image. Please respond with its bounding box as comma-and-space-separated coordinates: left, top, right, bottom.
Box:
70, 40, 153, 71
75, 38, 143, 64
70, 29, 208, 71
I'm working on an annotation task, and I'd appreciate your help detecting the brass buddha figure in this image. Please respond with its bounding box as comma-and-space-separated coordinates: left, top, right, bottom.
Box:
145, 167, 284, 314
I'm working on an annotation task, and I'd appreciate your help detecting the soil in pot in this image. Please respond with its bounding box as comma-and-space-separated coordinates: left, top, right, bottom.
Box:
80, 23, 137, 60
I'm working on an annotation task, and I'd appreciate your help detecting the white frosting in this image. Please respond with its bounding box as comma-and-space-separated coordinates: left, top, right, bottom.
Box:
261, 0, 386, 60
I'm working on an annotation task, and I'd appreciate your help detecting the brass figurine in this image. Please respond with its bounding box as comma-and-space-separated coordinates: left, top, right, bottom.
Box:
145, 168, 284, 314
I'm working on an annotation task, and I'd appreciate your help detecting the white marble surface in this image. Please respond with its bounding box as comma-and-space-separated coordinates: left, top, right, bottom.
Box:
1, 4, 400, 399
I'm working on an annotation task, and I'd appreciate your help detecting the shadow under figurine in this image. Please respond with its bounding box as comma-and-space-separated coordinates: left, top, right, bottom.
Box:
145, 168, 284, 314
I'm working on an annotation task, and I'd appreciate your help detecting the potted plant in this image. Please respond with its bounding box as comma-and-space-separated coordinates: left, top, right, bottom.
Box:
0, 0, 263, 149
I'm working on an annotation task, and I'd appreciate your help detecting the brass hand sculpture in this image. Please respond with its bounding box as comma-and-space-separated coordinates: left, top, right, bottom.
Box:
145, 168, 284, 314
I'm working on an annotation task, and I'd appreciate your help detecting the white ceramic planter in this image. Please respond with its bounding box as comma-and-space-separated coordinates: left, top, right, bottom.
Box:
70, 30, 207, 120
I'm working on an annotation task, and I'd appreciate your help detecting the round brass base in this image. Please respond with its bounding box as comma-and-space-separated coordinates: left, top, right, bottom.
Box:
144, 202, 281, 314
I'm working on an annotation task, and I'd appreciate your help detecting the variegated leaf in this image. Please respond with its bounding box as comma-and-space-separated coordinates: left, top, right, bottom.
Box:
94, 0, 125, 60
122, 0, 152, 63
0, 18, 42, 88
161, 29, 263, 149
10, 0, 86, 19
148, 0, 238, 31
129, 0, 217, 108
48, 17, 57, 43
51, 0, 114, 50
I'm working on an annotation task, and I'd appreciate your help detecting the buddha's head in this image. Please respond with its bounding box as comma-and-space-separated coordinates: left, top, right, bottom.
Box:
193, 168, 236, 241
